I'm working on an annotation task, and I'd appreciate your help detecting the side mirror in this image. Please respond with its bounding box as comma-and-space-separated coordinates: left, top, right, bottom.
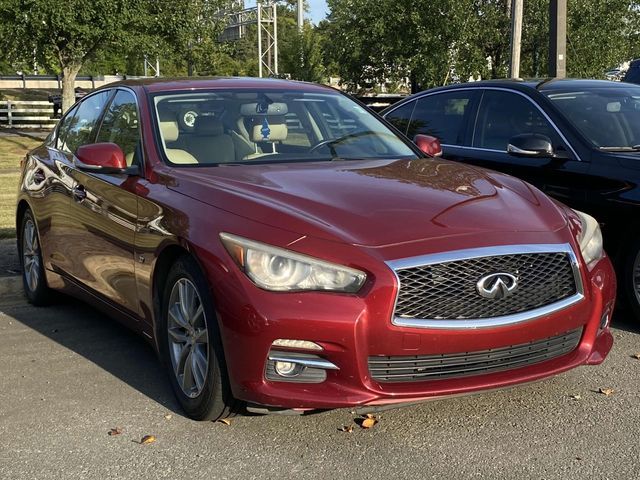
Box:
507, 133, 554, 158
75, 143, 131, 174
414, 134, 443, 157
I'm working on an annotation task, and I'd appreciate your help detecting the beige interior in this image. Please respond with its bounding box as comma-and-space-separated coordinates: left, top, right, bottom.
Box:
159, 120, 198, 164
188, 116, 235, 164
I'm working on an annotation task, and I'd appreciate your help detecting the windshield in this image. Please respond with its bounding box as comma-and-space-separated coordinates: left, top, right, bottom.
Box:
152, 88, 417, 166
545, 86, 640, 150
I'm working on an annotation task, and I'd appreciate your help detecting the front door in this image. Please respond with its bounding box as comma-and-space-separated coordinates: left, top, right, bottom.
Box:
65, 89, 143, 317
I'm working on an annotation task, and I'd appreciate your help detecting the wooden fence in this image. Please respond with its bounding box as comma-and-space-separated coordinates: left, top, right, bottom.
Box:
0, 100, 57, 129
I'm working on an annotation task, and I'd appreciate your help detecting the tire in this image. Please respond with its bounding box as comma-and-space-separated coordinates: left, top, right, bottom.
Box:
159, 256, 236, 421
624, 241, 640, 320
19, 209, 51, 306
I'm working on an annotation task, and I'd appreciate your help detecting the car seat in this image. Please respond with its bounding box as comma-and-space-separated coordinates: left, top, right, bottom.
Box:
159, 119, 199, 164
187, 116, 235, 164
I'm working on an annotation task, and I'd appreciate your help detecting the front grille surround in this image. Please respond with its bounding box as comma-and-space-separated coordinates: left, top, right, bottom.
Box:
369, 328, 583, 382
387, 244, 584, 329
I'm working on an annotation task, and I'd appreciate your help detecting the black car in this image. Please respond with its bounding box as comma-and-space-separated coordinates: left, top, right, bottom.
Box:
623, 59, 640, 85
382, 79, 640, 319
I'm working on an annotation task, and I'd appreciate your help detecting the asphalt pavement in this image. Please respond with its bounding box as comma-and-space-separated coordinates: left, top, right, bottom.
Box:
1, 292, 639, 480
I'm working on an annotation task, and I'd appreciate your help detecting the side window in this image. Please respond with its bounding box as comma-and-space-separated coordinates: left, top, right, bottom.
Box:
55, 104, 79, 150
473, 90, 559, 150
62, 91, 112, 154
282, 111, 312, 147
408, 92, 476, 144
95, 90, 141, 166
384, 101, 416, 136
313, 100, 358, 138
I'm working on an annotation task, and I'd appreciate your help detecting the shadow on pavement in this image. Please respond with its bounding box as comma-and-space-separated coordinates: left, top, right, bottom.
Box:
2, 293, 183, 415
610, 303, 640, 334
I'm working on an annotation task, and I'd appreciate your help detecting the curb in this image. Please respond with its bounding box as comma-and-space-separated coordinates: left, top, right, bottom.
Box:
0, 275, 22, 298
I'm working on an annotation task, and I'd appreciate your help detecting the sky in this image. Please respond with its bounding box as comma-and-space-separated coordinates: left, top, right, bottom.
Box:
244, 1, 329, 24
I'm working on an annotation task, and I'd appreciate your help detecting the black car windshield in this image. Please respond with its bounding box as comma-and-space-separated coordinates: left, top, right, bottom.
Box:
544, 86, 640, 150
152, 88, 417, 166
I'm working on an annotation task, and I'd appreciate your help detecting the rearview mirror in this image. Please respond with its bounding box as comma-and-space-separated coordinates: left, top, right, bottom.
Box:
75, 143, 132, 174
507, 134, 554, 158
414, 134, 443, 157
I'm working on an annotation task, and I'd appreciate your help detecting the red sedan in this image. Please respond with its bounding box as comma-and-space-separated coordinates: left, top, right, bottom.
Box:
16, 78, 615, 420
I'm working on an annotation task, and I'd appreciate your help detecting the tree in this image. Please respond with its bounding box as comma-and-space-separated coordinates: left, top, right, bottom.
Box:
323, 0, 640, 92
280, 24, 326, 82
324, 0, 471, 92
0, 0, 225, 112
0, 1, 143, 111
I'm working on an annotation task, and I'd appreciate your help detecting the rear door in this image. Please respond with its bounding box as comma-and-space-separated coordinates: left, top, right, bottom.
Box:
65, 89, 143, 318
385, 90, 479, 151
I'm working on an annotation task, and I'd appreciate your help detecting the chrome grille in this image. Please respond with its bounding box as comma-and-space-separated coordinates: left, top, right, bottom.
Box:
369, 328, 582, 382
393, 250, 578, 322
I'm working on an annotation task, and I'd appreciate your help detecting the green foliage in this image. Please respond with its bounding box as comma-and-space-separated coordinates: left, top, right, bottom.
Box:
280, 24, 326, 82
324, 0, 640, 91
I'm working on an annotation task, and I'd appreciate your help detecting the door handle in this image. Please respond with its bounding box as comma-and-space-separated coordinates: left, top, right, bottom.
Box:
72, 185, 87, 202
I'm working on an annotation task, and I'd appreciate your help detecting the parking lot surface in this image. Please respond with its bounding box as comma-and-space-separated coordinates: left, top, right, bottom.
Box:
1, 294, 639, 480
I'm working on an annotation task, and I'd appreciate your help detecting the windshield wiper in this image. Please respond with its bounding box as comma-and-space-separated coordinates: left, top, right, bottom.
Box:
599, 145, 640, 152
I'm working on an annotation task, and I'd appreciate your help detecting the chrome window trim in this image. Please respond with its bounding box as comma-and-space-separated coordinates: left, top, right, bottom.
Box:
384, 87, 582, 162
386, 243, 585, 330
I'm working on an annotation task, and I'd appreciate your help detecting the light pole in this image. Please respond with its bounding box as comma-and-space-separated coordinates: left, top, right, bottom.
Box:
549, 0, 567, 78
509, 0, 523, 78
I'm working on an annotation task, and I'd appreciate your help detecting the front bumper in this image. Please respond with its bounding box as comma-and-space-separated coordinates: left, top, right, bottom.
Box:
206, 244, 615, 410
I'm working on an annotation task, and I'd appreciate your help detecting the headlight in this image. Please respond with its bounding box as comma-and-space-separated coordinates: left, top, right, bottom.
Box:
573, 209, 604, 267
220, 233, 367, 293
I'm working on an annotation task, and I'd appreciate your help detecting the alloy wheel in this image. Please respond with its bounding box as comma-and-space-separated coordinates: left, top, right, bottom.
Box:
22, 218, 41, 293
634, 249, 640, 306
167, 278, 210, 398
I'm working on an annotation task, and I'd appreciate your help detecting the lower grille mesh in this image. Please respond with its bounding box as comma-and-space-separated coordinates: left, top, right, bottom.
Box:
369, 328, 582, 382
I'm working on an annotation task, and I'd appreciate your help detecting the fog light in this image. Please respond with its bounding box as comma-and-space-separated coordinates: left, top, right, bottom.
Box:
266, 351, 338, 383
274, 361, 301, 377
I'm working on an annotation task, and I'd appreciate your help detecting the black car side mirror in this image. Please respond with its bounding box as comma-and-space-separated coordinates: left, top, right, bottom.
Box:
507, 133, 554, 158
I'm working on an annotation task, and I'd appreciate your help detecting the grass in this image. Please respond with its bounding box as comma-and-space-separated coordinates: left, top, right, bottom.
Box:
0, 135, 41, 238
1, 88, 56, 102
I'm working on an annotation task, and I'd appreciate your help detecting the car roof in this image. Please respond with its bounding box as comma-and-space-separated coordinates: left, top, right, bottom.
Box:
419, 78, 635, 95
101, 76, 334, 94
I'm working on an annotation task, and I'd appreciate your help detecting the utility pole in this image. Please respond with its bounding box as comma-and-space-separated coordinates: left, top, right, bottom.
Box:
297, 0, 303, 32
549, 0, 567, 78
509, 0, 523, 78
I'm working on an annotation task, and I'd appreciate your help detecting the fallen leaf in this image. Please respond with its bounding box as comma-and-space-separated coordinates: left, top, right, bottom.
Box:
140, 435, 156, 445
164, 414, 172, 420
632, 353, 640, 360
107, 427, 123, 436
365, 413, 375, 419
338, 425, 354, 433
218, 419, 231, 426
361, 417, 378, 429
575, 456, 582, 461
570, 394, 581, 400
599, 388, 615, 396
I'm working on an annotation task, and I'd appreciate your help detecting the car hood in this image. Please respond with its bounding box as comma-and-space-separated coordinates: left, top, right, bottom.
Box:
168, 158, 568, 247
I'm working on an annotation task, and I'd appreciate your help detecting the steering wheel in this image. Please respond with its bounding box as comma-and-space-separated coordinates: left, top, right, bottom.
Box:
309, 138, 339, 154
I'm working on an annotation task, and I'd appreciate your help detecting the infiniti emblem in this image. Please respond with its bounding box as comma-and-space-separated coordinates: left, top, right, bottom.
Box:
476, 273, 519, 299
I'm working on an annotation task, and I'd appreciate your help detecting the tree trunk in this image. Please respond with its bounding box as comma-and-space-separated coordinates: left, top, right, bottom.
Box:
61, 64, 82, 113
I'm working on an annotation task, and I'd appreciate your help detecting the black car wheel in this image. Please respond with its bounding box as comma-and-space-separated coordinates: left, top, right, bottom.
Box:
19, 209, 50, 306
160, 256, 235, 420
625, 241, 640, 320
